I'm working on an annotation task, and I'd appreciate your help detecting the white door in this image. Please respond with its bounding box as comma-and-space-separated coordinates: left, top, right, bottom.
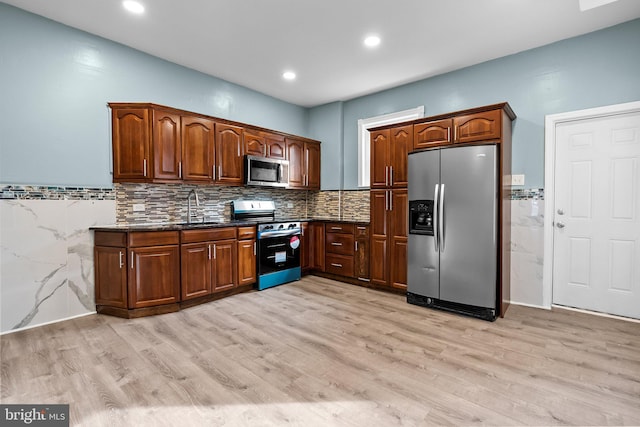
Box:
553, 111, 640, 319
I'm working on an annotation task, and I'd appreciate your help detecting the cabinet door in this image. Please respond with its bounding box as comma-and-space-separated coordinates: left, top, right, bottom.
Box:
370, 190, 389, 286
389, 189, 408, 290
212, 240, 237, 292
215, 123, 244, 185
94, 246, 128, 308
389, 125, 410, 188
112, 108, 150, 181
152, 109, 182, 180
354, 225, 370, 281
237, 239, 257, 286
129, 245, 180, 308
181, 242, 212, 300
310, 222, 325, 271
454, 109, 501, 144
266, 133, 286, 160
300, 222, 310, 273
182, 116, 214, 182
305, 142, 321, 190
286, 138, 305, 188
414, 119, 453, 150
244, 130, 267, 157
370, 130, 390, 188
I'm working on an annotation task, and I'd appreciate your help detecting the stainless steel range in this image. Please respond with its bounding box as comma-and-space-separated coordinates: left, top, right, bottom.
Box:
231, 200, 301, 290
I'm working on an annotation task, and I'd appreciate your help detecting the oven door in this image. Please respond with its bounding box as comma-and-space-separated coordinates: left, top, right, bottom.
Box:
258, 232, 301, 275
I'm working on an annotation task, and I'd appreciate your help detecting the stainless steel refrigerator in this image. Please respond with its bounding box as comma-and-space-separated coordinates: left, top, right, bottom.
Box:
407, 144, 498, 320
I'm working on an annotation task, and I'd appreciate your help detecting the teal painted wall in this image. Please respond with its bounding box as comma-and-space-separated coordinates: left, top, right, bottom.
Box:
2, 1, 639, 192
307, 102, 343, 190
0, 3, 309, 187
311, 18, 640, 190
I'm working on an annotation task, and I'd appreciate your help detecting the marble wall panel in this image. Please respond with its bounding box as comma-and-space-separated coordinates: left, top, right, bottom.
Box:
509, 198, 545, 307
0, 199, 115, 333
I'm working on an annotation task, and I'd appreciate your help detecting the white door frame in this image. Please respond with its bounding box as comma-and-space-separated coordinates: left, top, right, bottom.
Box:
542, 100, 640, 309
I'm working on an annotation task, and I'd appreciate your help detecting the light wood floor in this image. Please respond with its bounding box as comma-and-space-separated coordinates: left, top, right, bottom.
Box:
2, 276, 639, 426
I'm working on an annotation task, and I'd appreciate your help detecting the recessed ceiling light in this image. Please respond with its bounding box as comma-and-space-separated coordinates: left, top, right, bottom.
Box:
123, 1, 145, 14
364, 35, 381, 48
282, 71, 296, 81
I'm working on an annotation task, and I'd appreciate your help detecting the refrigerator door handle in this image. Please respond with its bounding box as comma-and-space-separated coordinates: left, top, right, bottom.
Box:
439, 183, 445, 252
433, 184, 440, 252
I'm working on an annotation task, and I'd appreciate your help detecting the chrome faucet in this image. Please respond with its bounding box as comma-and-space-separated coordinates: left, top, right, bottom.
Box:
187, 189, 200, 223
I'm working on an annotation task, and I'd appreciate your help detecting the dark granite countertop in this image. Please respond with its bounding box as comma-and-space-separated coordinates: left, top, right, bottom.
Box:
91, 218, 369, 232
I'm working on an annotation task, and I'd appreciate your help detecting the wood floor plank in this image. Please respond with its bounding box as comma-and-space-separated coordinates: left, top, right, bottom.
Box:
2, 276, 640, 426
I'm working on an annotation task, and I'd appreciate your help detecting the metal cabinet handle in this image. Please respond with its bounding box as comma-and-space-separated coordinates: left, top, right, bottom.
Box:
331, 227, 342, 231
331, 263, 343, 268
447, 127, 451, 141
390, 166, 393, 186
130, 251, 134, 269
331, 242, 343, 246
213, 244, 217, 259
208, 245, 212, 259
119, 251, 124, 269
355, 241, 358, 251
179, 161, 182, 178
253, 242, 256, 256
389, 190, 393, 211
143, 159, 147, 177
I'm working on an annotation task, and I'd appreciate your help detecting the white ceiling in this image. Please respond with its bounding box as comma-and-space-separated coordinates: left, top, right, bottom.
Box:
4, 0, 640, 107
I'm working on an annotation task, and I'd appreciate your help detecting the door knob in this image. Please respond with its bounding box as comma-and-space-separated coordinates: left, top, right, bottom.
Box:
556, 222, 565, 229
557, 209, 564, 215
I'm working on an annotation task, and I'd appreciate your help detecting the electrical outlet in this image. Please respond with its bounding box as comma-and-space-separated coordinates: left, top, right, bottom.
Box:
511, 174, 525, 186
132, 203, 145, 212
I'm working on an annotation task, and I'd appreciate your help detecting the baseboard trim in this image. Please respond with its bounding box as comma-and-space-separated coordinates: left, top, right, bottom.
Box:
551, 304, 640, 323
508, 301, 550, 310
1, 311, 97, 336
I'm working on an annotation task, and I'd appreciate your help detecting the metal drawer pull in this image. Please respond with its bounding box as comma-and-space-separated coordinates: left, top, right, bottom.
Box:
331, 227, 342, 230
119, 251, 124, 269
331, 242, 343, 246
131, 251, 134, 269
331, 263, 343, 268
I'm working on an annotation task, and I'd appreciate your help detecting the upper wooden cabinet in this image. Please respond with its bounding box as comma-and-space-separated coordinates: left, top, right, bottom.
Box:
370, 124, 411, 189
109, 103, 319, 188
152, 109, 182, 181
413, 119, 453, 150
453, 109, 501, 144
244, 131, 287, 160
215, 123, 244, 186
182, 116, 215, 182
287, 138, 320, 190
411, 105, 512, 151
111, 107, 150, 181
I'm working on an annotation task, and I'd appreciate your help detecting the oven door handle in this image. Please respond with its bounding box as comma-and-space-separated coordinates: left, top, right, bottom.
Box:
259, 231, 300, 239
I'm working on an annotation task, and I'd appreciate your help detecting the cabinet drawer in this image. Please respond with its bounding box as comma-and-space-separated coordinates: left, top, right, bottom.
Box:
325, 254, 354, 277
326, 232, 354, 255
181, 227, 236, 243
325, 222, 354, 234
129, 231, 179, 247
355, 225, 370, 238
95, 231, 127, 247
237, 226, 256, 240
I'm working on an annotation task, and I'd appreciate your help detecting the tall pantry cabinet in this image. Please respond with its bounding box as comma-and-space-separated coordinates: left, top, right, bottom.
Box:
369, 125, 410, 291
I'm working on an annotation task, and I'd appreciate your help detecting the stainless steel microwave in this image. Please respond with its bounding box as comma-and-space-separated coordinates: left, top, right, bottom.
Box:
244, 155, 289, 187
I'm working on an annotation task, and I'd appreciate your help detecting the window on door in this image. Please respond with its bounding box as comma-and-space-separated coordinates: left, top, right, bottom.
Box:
357, 106, 424, 187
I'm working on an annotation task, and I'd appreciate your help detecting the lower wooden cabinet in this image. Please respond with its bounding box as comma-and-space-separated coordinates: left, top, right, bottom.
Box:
236, 226, 257, 287
309, 222, 325, 271
370, 189, 407, 291
300, 222, 311, 274
95, 230, 181, 314
354, 225, 370, 281
94, 225, 256, 318
130, 245, 181, 308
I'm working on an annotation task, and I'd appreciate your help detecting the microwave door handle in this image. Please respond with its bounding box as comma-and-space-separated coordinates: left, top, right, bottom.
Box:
278, 163, 282, 182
